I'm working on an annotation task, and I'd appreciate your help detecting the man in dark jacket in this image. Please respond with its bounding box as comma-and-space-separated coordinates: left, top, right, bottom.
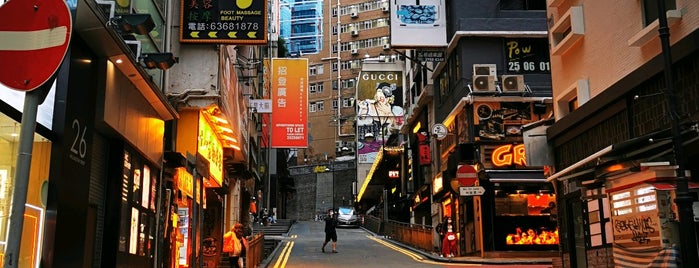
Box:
322, 208, 338, 253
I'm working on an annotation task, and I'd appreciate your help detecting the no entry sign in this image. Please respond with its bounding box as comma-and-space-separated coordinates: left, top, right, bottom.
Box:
0, 0, 72, 91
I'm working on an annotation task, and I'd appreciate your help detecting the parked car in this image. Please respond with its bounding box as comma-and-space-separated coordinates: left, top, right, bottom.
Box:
336, 206, 360, 228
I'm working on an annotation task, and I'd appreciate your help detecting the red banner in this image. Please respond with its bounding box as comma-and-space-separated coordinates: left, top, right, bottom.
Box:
271, 58, 308, 148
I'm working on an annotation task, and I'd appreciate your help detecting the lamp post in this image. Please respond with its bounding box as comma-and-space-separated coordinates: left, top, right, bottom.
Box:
656, 0, 698, 266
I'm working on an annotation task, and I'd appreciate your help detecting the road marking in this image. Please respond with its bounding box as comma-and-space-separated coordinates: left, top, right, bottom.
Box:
0, 27, 68, 51
272, 241, 294, 268
367, 235, 480, 266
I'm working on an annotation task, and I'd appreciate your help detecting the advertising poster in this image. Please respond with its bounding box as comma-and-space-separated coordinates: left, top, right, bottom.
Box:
271, 58, 309, 148
180, 0, 267, 44
356, 70, 404, 163
390, 0, 447, 47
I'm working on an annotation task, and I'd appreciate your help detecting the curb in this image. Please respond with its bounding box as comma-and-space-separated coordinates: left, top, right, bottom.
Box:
361, 226, 553, 265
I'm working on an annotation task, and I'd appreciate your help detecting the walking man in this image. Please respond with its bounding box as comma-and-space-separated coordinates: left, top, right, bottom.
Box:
321, 208, 338, 253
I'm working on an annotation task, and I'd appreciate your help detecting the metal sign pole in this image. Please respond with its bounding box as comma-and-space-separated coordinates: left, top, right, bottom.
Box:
4, 82, 51, 268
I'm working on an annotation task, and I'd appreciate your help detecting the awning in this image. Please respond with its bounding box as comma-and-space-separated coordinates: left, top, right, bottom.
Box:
651, 181, 699, 191
486, 169, 546, 183
547, 125, 699, 182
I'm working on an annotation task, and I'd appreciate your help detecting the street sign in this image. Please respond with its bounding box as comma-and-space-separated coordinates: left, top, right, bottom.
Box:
0, 0, 72, 91
460, 186, 485, 196
431, 123, 447, 140
456, 164, 478, 186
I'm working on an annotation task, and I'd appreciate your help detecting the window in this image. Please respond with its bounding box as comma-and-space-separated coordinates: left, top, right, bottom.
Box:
342, 97, 353, 107
555, 79, 588, 120
309, 66, 317, 76
316, 101, 324, 111
317, 65, 324, 75
642, 0, 676, 27
332, 99, 338, 110
309, 84, 316, 93
309, 103, 316, 112
550, 6, 584, 56
316, 83, 324, 93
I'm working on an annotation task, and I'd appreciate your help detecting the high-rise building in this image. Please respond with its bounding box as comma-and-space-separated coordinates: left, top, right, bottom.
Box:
294, 0, 393, 165
280, 0, 325, 56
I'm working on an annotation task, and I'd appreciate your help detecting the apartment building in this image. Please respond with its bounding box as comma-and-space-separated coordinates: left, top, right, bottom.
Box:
544, 1, 699, 267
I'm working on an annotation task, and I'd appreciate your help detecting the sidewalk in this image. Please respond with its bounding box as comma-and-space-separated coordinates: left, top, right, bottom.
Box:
362, 226, 555, 266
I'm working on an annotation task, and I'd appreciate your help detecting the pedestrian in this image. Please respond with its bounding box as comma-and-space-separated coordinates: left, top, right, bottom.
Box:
321, 208, 338, 253
223, 223, 248, 268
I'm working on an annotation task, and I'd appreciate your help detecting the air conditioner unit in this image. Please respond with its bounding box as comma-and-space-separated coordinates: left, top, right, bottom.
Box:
472, 75, 496, 92
501, 75, 525, 92
351, 30, 359, 36
350, 12, 358, 18
383, 44, 391, 50
382, 6, 389, 12
473, 64, 497, 79
351, 49, 358, 55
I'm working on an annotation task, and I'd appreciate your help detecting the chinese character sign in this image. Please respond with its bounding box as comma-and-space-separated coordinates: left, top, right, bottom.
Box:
271, 58, 308, 148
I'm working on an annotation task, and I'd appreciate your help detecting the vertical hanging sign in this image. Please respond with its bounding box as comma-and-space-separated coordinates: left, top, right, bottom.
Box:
271, 58, 308, 148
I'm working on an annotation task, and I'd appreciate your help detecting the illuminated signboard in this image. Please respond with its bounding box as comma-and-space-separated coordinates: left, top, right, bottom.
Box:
175, 167, 193, 198
198, 113, 224, 187
492, 144, 526, 167
180, 0, 267, 44
388, 170, 400, 178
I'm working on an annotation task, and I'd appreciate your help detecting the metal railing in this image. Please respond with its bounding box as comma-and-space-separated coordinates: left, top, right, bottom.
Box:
383, 220, 434, 252
246, 232, 264, 268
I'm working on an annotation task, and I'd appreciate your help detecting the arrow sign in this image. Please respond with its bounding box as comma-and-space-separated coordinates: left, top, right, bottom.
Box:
228, 32, 237, 38
0, 0, 72, 91
247, 31, 257, 38
208, 31, 218, 38
190, 31, 200, 38
459, 186, 485, 196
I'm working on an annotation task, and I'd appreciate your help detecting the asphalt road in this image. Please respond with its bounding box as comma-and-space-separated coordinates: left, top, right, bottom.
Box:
264, 221, 553, 268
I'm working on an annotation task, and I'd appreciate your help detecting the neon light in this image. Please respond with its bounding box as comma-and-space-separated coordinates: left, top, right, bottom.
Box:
491, 144, 526, 167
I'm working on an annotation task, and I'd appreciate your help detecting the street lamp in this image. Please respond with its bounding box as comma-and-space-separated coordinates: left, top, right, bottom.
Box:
656, 1, 698, 266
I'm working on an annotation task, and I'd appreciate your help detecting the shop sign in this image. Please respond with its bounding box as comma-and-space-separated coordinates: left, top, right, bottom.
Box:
418, 144, 431, 165
492, 144, 526, 167
179, 0, 267, 44
388, 170, 400, 178
175, 167, 193, 198
198, 113, 223, 187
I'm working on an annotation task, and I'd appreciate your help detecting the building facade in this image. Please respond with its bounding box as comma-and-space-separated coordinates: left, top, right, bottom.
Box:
545, 1, 699, 267
401, 0, 556, 259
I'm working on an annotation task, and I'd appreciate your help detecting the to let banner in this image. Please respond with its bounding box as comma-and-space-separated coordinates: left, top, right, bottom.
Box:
271, 58, 308, 148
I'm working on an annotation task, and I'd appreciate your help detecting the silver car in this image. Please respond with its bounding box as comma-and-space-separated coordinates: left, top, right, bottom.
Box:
336, 206, 359, 228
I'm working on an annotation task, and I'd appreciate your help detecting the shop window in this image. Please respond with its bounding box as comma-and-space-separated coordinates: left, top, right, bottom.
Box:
493, 185, 558, 250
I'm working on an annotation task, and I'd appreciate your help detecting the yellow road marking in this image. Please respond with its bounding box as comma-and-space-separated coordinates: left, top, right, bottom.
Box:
366, 235, 479, 266
272, 241, 294, 268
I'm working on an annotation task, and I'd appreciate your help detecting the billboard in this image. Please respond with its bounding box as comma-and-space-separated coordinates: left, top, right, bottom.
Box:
356, 70, 404, 163
271, 58, 308, 148
390, 0, 447, 48
180, 0, 267, 44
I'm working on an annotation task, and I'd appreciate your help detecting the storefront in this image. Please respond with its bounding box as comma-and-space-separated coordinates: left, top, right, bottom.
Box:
0, 84, 55, 267
174, 107, 235, 267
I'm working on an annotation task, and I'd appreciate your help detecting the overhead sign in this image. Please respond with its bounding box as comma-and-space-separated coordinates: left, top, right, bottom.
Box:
0, 0, 72, 91
249, 99, 272, 113
460, 186, 485, 196
456, 164, 478, 187
416, 50, 445, 62
180, 0, 267, 44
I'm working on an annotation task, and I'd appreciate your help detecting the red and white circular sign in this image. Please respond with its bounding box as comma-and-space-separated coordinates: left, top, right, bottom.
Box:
456, 164, 478, 187
0, 0, 72, 91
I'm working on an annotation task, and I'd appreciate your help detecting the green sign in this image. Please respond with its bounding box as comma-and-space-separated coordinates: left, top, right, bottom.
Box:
179, 0, 267, 44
